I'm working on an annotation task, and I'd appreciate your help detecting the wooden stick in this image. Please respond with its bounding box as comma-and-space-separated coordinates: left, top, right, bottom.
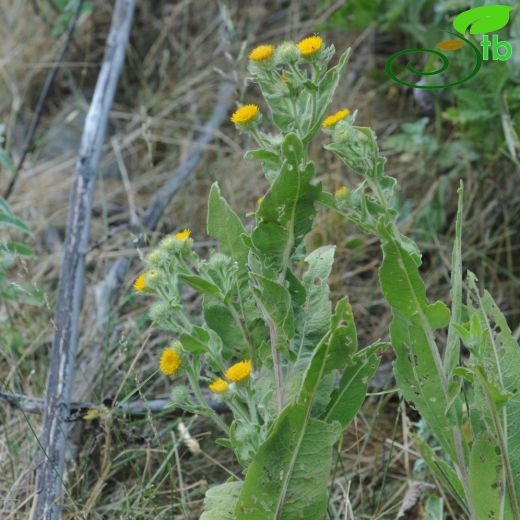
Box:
33, 2, 136, 518
0, 390, 228, 418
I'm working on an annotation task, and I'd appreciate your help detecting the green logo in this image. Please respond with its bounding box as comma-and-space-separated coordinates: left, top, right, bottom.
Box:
386, 5, 513, 89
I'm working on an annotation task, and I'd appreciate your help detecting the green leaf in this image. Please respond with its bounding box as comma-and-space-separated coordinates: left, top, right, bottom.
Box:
453, 5, 512, 35
236, 404, 341, 520
250, 222, 289, 275
178, 273, 222, 297
424, 494, 443, 520
203, 297, 244, 355
469, 432, 512, 519
201, 481, 243, 520
244, 149, 281, 166
3, 241, 34, 256
414, 437, 467, 512
255, 133, 321, 264
293, 246, 335, 363
207, 183, 249, 265
444, 184, 463, 385
0, 212, 31, 235
251, 273, 294, 355
472, 284, 520, 499
179, 331, 208, 354
378, 224, 455, 459
299, 298, 357, 405
322, 352, 379, 427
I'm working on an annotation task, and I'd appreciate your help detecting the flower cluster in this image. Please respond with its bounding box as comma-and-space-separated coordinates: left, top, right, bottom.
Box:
207, 359, 252, 394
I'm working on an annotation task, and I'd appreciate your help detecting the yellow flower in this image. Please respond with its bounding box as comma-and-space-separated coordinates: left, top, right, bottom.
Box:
176, 228, 191, 240
335, 186, 349, 199
160, 347, 181, 375
133, 273, 146, 291
225, 360, 252, 382
298, 35, 322, 56
209, 378, 229, 393
248, 44, 275, 62
231, 104, 259, 125
257, 196, 264, 205
323, 108, 350, 128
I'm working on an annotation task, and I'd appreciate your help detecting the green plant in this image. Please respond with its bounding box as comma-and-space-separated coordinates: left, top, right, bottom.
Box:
0, 197, 36, 303
137, 36, 520, 519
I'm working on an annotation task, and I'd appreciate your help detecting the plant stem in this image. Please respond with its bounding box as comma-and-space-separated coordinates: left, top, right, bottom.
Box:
269, 319, 284, 412
187, 369, 228, 434
227, 300, 254, 362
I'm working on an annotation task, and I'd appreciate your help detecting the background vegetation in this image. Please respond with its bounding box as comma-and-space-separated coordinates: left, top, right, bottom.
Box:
0, 0, 519, 518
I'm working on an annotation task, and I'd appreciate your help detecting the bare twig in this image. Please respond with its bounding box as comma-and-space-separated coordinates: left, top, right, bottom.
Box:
3, 0, 85, 200
0, 390, 228, 418
32, 2, 136, 519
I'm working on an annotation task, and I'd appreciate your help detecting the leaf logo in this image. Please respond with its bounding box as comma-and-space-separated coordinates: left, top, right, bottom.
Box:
453, 5, 512, 35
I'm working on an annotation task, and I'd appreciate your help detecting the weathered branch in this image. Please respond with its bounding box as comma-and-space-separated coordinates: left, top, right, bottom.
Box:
0, 390, 228, 417
33, 2, 136, 519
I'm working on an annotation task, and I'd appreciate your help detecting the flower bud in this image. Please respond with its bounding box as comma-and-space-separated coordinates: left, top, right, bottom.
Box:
277, 41, 299, 63
147, 248, 166, 266
144, 269, 161, 289
149, 301, 171, 323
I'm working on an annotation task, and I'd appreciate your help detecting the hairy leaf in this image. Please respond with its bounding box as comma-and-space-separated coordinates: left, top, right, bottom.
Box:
236, 404, 341, 520
207, 183, 249, 265
201, 481, 243, 520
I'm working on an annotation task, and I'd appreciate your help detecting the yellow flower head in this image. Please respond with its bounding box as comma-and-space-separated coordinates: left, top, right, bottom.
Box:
323, 108, 350, 128
176, 228, 191, 240
209, 378, 229, 393
231, 104, 259, 125
249, 44, 275, 62
133, 273, 146, 291
298, 35, 323, 56
257, 196, 264, 206
160, 347, 181, 375
225, 360, 252, 382
335, 186, 349, 199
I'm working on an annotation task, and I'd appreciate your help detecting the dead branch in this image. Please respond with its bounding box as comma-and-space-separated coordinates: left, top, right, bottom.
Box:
0, 390, 228, 418
33, 2, 136, 519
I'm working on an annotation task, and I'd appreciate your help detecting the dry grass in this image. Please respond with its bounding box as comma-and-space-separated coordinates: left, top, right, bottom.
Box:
1, 1, 519, 518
